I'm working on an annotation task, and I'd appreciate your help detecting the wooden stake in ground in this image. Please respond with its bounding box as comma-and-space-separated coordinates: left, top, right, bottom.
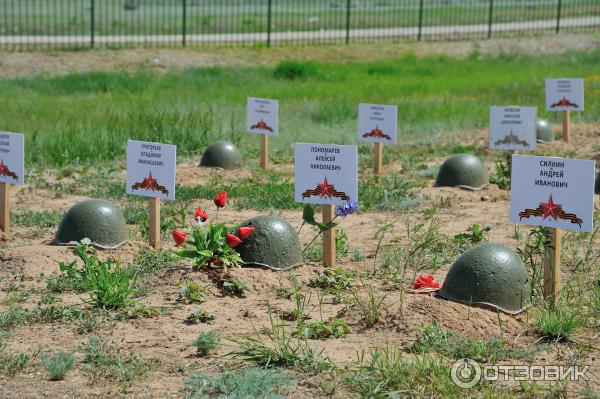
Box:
322, 204, 336, 267
149, 197, 161, 249
543, 227, 561, 304
374, 142, 383, 176
507, 149, 517, 167
0, 183, 10, 234
562, 110, 570, 143
261, 135, 269, 170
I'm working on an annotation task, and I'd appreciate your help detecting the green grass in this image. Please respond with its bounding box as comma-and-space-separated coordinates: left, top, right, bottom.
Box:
183, 367, 295, 399
536, 304, 584, 342
0, 308, 30, 332
83, 336, 158, 390
10, 210, 63, 227
344, 348, 465, 398
410, 323, 539, 362
227, 309, 332, 373
2, 49, 600, 167
0, 351, 30, 377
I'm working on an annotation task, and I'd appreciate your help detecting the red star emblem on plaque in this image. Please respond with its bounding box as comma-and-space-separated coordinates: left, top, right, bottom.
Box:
317, 177, 334, 198
539, 195, 561, 221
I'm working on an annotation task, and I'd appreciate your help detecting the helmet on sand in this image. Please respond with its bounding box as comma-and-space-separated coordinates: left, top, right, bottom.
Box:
236, 215, 303, 270
435, 153, 488, 190
536, 119, 555, 143
438, 243, 530, 314
199, 140, 242, 170
54, 199, 129, 249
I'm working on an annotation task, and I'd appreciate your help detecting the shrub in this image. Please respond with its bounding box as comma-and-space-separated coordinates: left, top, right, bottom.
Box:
40, 351, 76, 381
273, 61, 316, 80
193, 331, 220, 356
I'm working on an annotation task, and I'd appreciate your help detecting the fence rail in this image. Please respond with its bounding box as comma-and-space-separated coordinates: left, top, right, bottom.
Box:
1, 0, 599, 50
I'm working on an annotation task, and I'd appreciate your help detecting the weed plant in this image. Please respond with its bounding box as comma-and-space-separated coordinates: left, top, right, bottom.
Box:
84, 336, 158, 390
178, 282, 209, 304
40, 351, 76, 381
227, 309, 331, 373
193, 331, 221, 356
184, 367, 295, 399
536, 304, 583, 342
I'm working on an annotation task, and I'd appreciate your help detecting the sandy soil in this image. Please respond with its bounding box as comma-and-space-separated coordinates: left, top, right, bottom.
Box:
1, 33, 598, 79
0, 122, 597, 397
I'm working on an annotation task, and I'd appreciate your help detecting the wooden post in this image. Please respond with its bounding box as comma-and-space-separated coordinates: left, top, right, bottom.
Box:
149, 197, 161, 248
0, 183, 10, 235
562, 110, 570, 143
322, 205, 336, 267
543, 227, 561, 304
261, 135, 269, 170
507, 149, 516, 167
374, 142, 383, 176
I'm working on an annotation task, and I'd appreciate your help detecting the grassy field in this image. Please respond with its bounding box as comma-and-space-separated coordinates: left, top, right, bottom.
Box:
0, 47, 599, 167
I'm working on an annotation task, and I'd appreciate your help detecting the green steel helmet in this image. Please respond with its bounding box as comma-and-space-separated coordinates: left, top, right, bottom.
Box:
435, 153, 489, 190
438, 243, 530, 314
536, 119, 555, 143
199, 140, 241, 170
53, 199, 129, 249
236, 215, 303, 270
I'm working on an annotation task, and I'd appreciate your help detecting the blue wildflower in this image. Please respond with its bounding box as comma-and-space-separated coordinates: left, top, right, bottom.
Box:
335, 200, 359, 218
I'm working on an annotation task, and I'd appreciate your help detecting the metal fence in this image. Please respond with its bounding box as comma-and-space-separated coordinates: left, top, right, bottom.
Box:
1, 0, 599, 50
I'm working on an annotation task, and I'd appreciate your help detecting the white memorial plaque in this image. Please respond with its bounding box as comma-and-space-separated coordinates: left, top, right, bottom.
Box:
295, 143, 358, 206
545, 78, 584, 112
247, 97, 279, 136
0, 132, 24, 185
127, 139, 177, 201
510, 154, 595, 232
358, 103, 397, 144
489, 106, 536, 150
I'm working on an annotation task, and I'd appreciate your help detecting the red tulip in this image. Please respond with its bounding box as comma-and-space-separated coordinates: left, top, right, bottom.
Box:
214, 191, 227, 208
237, 226, 255, 240
194, 208, 208, 223
172, 229, 186, 246
225, 233, 242, 248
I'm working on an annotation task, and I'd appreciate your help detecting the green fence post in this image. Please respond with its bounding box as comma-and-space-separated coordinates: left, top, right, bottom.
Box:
90, 0, 95, 49
487, 0, 494, 39
556, 0, 563, 33
345, 0, 351, 44
417, 0, 424, 41
267, 0, 273, 47
182, 0, 187, 47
